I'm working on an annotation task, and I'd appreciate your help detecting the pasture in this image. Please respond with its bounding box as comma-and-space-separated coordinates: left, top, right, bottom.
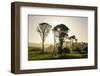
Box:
28, 46, 88, 60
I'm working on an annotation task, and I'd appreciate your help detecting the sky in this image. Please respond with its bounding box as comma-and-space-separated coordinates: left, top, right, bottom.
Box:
28, 15, 88, 44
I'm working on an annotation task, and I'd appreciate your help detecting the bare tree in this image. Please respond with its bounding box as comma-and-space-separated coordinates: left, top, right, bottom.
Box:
37, 23, 52, 53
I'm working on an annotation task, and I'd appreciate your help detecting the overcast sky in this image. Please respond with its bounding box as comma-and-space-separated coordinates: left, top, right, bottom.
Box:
28, 15, 88, 44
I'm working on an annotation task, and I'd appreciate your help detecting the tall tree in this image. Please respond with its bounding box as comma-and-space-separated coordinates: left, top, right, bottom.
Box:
53, 24, 69, 56
37, 23, 52, 53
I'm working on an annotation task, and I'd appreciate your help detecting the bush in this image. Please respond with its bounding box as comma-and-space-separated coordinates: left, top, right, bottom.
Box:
83, 47, 88, 53
74, 47, 81, 53
62, 47, 70, 53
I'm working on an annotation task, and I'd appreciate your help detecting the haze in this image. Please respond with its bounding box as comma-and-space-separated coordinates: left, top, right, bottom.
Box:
28, 15, 88, 44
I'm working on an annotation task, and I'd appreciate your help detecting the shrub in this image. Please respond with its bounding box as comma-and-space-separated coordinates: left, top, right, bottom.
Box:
74, 47, 81, 53
62, 47, 70, 53
83, 47, 88, 53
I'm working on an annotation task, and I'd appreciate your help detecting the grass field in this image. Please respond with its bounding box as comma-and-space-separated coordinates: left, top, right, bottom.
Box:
28, 43, 88, 60
28, 51, 87, 60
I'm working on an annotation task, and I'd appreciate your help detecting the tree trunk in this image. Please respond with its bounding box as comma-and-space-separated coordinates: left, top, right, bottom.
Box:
42, 40, 44, 53
59, 39, 63, 56
70, 39, 73, 53
53, 35, 56, 55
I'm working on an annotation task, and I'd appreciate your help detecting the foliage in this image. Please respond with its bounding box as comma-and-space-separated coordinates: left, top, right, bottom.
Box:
62, 47, 70, 53
52, 24, 70, 56
73, 47, 81, 53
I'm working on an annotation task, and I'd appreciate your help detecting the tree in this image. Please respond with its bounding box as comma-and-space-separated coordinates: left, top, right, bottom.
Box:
37, 23, 52, 53
74, 47, 81, 53
69, 35, 77, 53
80, 42, 86, 53
52, 24, 69, 56
83, 46, 88, 54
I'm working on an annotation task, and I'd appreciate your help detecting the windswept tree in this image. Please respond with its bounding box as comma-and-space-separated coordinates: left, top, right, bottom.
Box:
37, 23, 52, 53
53, 24, 69, 56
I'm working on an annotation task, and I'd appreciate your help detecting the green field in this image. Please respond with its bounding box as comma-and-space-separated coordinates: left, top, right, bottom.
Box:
28, 51, 87, 60
28, 42, 88, 60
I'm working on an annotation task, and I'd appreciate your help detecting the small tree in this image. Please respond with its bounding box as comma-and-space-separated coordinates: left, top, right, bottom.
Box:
69, 35, 77, 53
37, 23, 52, 53
80, 42, 85, 52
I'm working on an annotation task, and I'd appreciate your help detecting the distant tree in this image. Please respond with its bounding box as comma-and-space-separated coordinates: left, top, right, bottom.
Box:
69, 35, 77, 53
75, 39, 78, 43
37, 23, 52, 53
52, 24, 69, 56
80, 42, 86, 53
83, 46, 88, 54
83, 46, 88, 57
